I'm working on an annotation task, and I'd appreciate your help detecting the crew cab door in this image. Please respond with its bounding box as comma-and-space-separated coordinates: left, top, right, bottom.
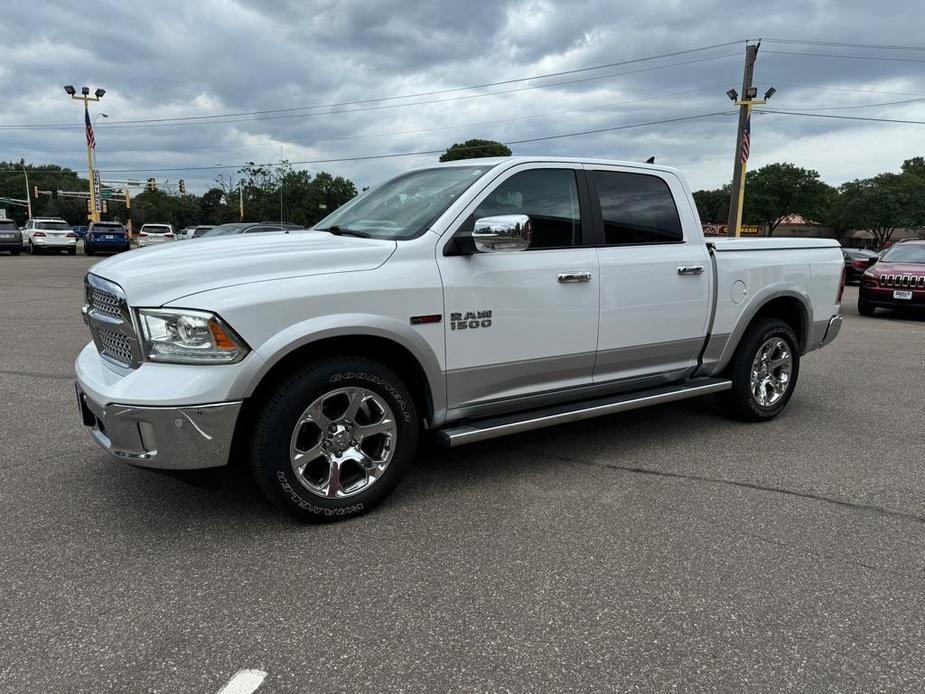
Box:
438, 164, 599, 415
587, 166, 712, 385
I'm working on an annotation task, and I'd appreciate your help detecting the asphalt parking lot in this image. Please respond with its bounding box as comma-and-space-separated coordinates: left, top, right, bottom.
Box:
1, 252, 924, 693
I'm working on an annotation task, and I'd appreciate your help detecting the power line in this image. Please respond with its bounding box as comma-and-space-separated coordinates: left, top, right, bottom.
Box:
764, 49, 925, 64
761, 81, 925, 99
755, 109, 925, 125
2, 111, 734, 175
762, 38, 925, 52
26, 85, 729, 156
0, 53, 741, 131
771, 96, 925, 112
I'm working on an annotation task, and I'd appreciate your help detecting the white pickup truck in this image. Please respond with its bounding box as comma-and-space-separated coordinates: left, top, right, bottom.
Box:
76, 157, 844, 520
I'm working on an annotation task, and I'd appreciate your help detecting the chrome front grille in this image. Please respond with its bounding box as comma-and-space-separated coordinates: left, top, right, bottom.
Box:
879, 274, 925, 289
89, 286, 122, 319
83, 274, 141, 368
98, 328, 134, 365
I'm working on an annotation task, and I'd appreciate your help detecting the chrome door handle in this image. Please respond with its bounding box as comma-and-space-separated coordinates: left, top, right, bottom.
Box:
677, 265, 705, 276
558, 272, 592, 283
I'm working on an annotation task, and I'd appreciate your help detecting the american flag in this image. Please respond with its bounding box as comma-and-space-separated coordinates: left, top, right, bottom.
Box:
740, 114, 750, 164
84, 106, 95, 150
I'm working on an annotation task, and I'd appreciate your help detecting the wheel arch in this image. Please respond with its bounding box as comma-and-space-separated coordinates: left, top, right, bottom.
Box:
713, 290, 812, 374
240, 318, 445, 430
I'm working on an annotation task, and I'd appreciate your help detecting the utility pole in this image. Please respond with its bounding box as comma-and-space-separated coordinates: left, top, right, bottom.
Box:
63, 85, 105, 223
725, 42, 771, 237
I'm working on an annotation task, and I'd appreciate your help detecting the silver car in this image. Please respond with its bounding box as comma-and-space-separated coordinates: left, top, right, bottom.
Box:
138, 223, 177, 248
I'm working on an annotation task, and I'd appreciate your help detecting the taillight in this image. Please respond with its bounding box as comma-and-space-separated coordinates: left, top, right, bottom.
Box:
852, 260, 866, 269
139, 232, 148, 237
164, 233, 175, 239
32, 231, 46, 237
67, 232, 77, 238
836, 264, 846, 303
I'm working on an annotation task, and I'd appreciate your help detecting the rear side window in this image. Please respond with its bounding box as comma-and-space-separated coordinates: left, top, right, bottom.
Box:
592, 171, 683, 245
471, 169, 581, 249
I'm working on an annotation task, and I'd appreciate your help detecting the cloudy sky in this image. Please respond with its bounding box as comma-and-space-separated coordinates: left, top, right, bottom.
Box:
3, 0, 925, 194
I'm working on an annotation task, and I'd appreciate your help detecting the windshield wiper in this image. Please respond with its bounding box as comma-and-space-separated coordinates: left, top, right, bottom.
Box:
316, 225, 370, 238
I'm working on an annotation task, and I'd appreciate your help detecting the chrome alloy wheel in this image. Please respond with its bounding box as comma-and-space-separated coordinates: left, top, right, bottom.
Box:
750, 337, 793, 407
289, 387, 397, 498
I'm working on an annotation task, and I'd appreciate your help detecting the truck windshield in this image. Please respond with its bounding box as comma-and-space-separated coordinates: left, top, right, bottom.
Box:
315, 165, 492, 239
882, 245, 925, 264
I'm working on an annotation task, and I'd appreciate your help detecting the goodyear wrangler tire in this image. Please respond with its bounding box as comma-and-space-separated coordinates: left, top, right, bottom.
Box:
717, 318, 800, 422
250, 356, 419, 521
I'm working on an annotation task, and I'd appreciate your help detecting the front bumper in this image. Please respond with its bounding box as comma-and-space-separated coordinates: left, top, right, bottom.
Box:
76, 384, 241, 470
859, 285, 925, 308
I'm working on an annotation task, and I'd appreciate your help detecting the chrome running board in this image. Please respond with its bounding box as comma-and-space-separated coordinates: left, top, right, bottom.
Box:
437, 378, 732, 447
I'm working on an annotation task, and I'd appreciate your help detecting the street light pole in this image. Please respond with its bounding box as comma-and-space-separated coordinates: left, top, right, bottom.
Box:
64, 85, 105, 223
19, 160, 32, 221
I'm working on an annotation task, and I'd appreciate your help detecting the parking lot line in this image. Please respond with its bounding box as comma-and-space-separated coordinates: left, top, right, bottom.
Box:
215, 669, 267, 694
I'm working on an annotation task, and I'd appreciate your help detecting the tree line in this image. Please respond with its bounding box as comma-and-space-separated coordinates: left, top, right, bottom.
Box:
693, 157, 925, 248
0, 160, 357, 230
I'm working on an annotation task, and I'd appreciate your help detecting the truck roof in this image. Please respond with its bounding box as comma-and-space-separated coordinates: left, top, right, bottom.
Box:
429, 155, 682, 176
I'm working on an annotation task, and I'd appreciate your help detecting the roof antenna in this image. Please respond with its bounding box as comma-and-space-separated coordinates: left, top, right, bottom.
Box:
645, 156, 655, 164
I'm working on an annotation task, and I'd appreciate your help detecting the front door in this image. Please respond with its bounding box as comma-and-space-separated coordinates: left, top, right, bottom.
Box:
438, 165, 599, 415
588, 166, 712, 385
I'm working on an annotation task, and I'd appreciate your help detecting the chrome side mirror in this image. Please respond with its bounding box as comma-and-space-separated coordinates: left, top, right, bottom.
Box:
472, 214, 531, 252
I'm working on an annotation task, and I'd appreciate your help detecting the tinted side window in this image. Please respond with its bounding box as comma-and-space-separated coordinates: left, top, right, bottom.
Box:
593, 171, 682, 245
245, 226, 279, 233
472, 169, 580, 249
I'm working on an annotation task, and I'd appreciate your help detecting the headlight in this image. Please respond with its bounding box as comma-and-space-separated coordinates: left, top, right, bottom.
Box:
863, 268, 876, 278
137, 309, 249, 364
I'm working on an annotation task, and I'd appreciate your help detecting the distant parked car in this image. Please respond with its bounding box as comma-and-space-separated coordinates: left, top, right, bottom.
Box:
858, 240, 925, 315
842, 248, 878, 284
199, 221, 303, 238
0, 219, 22, 255
185, 225, 214, 239
84, 221, 131, 256
22, 217, 78, 255
72, 225, 88, 239
138, 223, 177, 248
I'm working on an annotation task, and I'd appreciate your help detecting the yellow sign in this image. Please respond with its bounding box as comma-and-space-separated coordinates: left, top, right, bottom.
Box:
740, 225, 761, 236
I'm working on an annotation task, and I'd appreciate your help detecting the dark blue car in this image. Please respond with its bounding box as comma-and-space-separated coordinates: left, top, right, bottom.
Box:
84, 221, 131, 255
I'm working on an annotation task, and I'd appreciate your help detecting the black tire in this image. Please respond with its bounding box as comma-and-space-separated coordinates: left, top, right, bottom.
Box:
858, 299, 876, 317
84, 245, 94, 256
717, 318, 800, 422
29, 241, 39, 255
68, 247, 76, 256
250, 356, 419, 521
10, 249, 20, 256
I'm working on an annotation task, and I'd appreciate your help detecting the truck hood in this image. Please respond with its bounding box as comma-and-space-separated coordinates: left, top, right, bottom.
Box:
90, 231, 397, 306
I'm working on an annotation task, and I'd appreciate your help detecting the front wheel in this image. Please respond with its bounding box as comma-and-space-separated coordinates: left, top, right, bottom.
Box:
250, 356, 419, 521
717, 318, 800, 422
858, 298, 876, 316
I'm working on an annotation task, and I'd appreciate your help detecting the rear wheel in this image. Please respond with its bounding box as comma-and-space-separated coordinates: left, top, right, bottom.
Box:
717, 318, 800, 422
10, 249, 20, 256
67, 247, 76, 256
250, 356, 419, 521
29, 241, 39, 255
858, 298, 876, 316
84, 245, 94, 256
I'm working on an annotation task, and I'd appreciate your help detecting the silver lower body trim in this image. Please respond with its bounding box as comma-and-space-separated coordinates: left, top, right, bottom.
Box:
77, 385, 241, 470
818, 314, 842, 349
438, 378, 731, 447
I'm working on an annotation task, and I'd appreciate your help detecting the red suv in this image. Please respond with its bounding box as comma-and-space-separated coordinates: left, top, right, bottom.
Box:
858, 240, 925, 316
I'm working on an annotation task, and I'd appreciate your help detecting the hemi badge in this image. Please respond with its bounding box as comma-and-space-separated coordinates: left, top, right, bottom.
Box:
410, 314, 442, 325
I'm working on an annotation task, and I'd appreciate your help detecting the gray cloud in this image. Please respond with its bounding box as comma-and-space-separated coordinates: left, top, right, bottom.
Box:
3, 0, 925, 194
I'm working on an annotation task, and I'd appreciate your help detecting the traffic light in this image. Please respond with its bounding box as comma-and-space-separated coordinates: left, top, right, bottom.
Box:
178, 179, 186, 194
32, 185, 38, 199
146, 177, 157, 192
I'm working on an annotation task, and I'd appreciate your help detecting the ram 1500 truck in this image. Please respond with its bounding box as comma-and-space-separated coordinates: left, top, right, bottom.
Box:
75, 157, 845, 520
